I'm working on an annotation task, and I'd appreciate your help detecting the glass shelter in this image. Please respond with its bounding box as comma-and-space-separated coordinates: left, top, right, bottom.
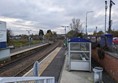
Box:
68, 38, 91, 71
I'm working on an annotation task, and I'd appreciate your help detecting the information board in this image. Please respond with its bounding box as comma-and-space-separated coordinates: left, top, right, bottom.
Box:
0, 21, 6, 42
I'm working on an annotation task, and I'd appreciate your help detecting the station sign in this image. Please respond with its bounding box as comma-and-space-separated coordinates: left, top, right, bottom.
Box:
0, 21, 6, 42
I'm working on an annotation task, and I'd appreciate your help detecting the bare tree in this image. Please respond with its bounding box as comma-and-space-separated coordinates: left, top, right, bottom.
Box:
67, 18, 83, 38
70, 18, 82, 33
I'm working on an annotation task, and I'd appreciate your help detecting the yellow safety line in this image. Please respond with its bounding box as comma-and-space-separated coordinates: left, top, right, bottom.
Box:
39, 47, 62, 75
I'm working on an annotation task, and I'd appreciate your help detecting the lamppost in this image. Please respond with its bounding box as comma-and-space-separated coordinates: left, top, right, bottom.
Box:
26, 30, 31, 46
86, 11, 93, 37
96, 26, 98, 43
105, 1, 108, 33
108, 0, 115, 33
61, 26, 69, 39
61, 26, 69, 47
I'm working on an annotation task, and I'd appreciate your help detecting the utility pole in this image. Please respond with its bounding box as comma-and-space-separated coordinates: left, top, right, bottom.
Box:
105, 1, 107, 33
108, 0, 115, 33
96, 26, 97, 43
61, 26, 69, 47
61, 26, 69, 39
26, 30, 31, 46
86, 11, 93, 37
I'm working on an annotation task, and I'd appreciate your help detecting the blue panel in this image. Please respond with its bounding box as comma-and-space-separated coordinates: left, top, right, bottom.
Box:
0, 42, 7, 48
68, 37, 91, 42
100, 34, 113, 47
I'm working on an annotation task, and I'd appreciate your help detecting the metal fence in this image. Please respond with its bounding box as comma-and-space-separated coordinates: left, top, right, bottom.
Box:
111, 44, 118, 54
0, 77, 55, 83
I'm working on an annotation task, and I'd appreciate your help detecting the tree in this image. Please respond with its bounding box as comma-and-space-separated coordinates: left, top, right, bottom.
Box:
93, 30, 97, 36
52, 31, 57, 41
111, 30, 118, 36
44, 30, 53, 41
39, 29, 44, 40
70, 18, 82, 32
97, 31, 104, 36
47, 30, 52, 34
53, 32, 57, 37
67, 18, 83, 38
7, 29, 13, 45
67, 30, 83, 38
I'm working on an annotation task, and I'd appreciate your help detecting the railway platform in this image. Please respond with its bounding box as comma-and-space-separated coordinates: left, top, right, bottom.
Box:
23, 46, 116, 83
10, 43, 48, 57
40, 47, 116, 83
0, 45, 116, 83
59, 53, 93, 83
24, 47, 62, 76
36, 46, 93, 83
10, 43, 47, 53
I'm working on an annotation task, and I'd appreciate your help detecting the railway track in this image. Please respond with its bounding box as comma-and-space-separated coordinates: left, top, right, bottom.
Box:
0, 41, 62, 76
0, 44, 49, 74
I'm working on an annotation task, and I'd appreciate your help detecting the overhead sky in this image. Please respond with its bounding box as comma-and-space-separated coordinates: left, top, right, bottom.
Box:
0, 0, 118, 35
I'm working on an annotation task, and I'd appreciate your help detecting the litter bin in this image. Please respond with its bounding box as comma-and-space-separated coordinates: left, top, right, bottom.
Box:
93, 67, 103, 83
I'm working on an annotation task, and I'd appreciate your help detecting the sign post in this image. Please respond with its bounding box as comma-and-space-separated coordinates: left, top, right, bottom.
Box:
0, 21, 10, 61
0, 21, 7, 48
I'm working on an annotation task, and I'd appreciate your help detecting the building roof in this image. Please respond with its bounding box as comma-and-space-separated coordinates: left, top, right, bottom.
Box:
68, 37, 91, 42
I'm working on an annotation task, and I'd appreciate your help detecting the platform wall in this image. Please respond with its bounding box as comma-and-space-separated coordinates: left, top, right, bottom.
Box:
0, 49, 10, 60
92, 48, 118, 82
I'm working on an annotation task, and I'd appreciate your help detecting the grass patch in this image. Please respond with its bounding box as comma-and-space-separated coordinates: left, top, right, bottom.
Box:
10, 40, 40, 48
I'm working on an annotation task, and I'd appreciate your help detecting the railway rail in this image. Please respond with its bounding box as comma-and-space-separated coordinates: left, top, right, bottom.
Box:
0, 41, 62, 76
0, 43, 49, 67
0, 44, 49, 73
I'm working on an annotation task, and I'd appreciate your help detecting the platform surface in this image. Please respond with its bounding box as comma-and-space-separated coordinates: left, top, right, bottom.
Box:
59, 54, 93, 83
39, 47, 62, 75
24, 47, 62, 76
41, 47, 66, 83
10, 43, 48, 57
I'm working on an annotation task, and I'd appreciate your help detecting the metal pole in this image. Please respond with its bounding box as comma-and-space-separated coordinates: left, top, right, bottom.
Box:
108, 0, 115, 33
96, 26, 97, 43
86, 11, 93, 37
105, 1, 107, 33
26, 30, 31, 46
33, 61, 39, 83
86, 13, 87, 36
61, 26, 69, 47
65, 27, 66, 36
108, 0, 112, 33
61, 26, 69, 39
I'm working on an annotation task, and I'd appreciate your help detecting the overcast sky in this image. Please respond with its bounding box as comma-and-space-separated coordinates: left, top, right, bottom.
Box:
0, 0, 118, 35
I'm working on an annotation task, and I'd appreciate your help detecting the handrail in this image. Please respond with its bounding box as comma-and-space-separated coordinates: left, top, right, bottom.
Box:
0, 77, 55, 83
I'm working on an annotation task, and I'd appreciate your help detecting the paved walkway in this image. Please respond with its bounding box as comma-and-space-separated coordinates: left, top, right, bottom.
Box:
24, 46, 116, 83
41, 47, 93, 83
10, 43, 47, 53
60, 53, 93, 83
23, 47, 62, 77
41, 47, 66, 83
10, 43, 48, 57
39, 47, 62, 75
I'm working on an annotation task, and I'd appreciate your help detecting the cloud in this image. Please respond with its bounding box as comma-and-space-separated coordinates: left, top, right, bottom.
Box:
0, 0, 117, 35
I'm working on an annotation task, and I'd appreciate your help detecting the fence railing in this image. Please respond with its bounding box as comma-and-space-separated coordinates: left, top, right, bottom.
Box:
111, 44, 118, 54
0, 77, 55, 83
